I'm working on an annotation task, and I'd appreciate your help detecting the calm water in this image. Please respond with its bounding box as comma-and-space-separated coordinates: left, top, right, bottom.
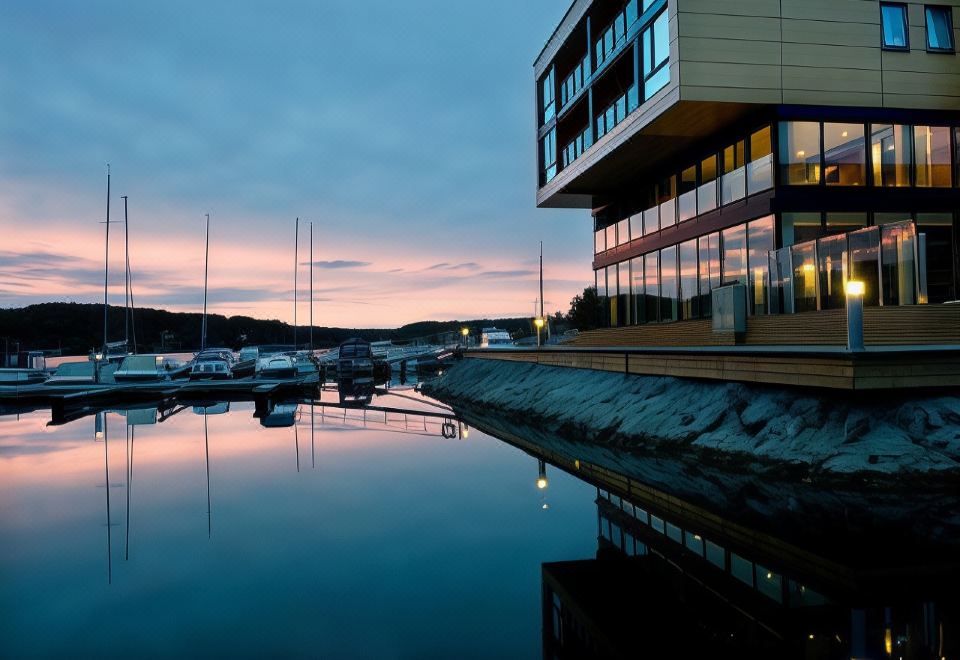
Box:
0, 390, 596, 658
1, 385, 957, 658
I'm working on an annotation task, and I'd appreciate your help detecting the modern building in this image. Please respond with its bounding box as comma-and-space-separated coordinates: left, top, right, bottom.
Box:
535, 0, 959, 331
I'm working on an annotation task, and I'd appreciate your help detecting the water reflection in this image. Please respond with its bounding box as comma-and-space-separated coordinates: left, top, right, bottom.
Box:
449, 403, 958, 659
1, 385, 956, 657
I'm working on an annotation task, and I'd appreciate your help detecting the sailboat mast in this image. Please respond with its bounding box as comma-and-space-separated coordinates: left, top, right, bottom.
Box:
293, 217, 299, 348
202, 213, 210, 350
123, 196, 130, 349
539, 241, 544, 320
309, 221, 313, 352
103, 164, 111, 351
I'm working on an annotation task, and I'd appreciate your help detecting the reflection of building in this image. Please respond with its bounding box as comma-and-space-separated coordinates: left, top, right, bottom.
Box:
535, 1, 958, 332
542, 483, 957, 659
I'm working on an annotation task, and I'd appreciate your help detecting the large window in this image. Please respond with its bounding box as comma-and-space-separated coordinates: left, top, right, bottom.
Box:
747, 126, 773, 193
871, 124, 912, 186
747, 216, 774, 315
660, 245, 679, 321
698, 155, 718, 214
721, 140, 746, 205
698, 233, 720, 317
721, 224, 747, 286
925, 5, 955, 52
642, 10, 670, 99
542, 129, 557, 183
644, 252, 660, 322
678, 166, 697, 222
881, 3, 909, 50
779, 122, 821, 184
541, 68, 555, 124
914, 125, 953, 187
679, 239, 699, 319
791, 241, 818, 313
607, 264, 619, 326
631, 257, 645, 323
823, 123, 866, 185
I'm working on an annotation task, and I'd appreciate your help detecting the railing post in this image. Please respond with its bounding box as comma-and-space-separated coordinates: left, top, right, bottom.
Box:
846, 281, 865, 352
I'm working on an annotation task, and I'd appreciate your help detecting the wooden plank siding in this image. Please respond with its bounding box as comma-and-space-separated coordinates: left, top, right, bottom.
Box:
676, 0, 960, 110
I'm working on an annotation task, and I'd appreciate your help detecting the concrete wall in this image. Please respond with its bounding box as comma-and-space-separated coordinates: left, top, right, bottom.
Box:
676, 0, 960, 109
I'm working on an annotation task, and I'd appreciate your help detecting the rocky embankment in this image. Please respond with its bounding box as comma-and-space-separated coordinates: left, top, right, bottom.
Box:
421, 359, 960, 478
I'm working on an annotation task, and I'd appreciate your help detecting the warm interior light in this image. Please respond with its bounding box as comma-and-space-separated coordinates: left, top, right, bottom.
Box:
766, 571, 773, 579
155, 356, 163, 364
846, 280, 865, 296
802, 263, 815, 273
887, 144, 895, 151
536, 477, 548, 490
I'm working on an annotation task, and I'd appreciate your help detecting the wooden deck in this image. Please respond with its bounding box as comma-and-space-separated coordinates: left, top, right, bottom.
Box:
566, 304, 960, 348
470, 304, 960, 389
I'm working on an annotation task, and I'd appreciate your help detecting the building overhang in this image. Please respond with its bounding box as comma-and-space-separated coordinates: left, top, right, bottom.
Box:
536, 96, 769, 210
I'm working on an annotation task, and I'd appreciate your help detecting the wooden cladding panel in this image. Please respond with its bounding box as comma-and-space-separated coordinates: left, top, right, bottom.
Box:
675, 0, 960, 110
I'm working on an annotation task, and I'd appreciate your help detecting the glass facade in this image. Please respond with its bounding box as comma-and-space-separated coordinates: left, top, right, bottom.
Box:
659, 245, 678, 322
721, 139, 746, 205
823, 123, 865, 186
679, 239, 698, 319
779, 121, 821, 184
747, 126, 774, 193
914, 126, 952, 187
872, 124, 912, 186
720, 224, 746, 286
747, 216, 774, 315
698, 154, 718, 214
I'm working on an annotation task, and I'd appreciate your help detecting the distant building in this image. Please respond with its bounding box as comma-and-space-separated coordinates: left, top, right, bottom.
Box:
535, 0, 959, 331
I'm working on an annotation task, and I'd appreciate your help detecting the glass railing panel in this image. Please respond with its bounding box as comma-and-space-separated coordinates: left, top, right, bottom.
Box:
721, 166, 746, 205
848, 226, 880, 306
817, 234, 848, 310
790, 240, 818, 312
659, 199, 676, 228
881, 221, 917, 306
747, 154, 773, 194
643, 206, 659, 235
616, 218, 630, 246
677, 190, 696, 223
696, 181, 717, 215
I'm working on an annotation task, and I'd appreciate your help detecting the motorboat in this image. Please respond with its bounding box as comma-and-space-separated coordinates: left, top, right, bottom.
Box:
0, 368, 49, 386
46, 361, 96, 385
337, 338, 375, 404
233, 346, 259, 378
257, 353, 297, 379
189, 357, 232, 380
114, 354, 188, 382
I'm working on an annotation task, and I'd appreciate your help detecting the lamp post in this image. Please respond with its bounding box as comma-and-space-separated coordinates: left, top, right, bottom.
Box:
534, 317, 545, 347
845, 280, 865, 352
536, 459, 548, 490
461, 327, 469, 348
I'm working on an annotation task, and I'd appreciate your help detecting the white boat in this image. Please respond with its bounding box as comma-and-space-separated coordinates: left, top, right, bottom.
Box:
189, 358, 232, 380
480, 328, 513, 349
256, 354, 297, 379
46, 361, 96, 384
114, 355, 186, 382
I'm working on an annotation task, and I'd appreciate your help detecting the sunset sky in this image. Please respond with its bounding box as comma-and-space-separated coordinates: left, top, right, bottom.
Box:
0, 1, 588, 328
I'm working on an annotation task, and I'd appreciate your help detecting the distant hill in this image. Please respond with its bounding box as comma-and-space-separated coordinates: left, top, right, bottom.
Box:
0, 302, 536, 355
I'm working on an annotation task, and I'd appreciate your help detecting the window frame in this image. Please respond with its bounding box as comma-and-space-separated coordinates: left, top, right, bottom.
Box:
880, 2, 911, 51
924, 4, 956, 53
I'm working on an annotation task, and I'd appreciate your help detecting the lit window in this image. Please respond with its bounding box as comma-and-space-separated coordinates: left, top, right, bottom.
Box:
880, 3, 909, 50
925, 6, 955, 51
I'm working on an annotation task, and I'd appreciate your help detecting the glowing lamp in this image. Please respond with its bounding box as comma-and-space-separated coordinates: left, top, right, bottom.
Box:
802, 263, 815, 273
845, 280, 865, 297
534, 317, 545, 329
461, 327, 469, 337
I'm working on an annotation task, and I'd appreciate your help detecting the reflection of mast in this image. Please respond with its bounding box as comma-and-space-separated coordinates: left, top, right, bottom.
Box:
125, 424, 135, 561
311, 404, 315, 470
537, 459, 549, 511
204, 411, 212, 539
294, 418, 300, 473
102, 413, 113, 584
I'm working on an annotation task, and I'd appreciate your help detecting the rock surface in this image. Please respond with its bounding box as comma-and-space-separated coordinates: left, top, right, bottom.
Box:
422, 359, 960, 477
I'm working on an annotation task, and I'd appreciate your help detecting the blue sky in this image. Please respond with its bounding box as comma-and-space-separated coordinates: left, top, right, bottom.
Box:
0, 0, 589, 326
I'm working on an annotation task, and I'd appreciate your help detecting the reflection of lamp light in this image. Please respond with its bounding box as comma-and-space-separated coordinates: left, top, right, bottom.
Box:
536, 459, 548, 490
845, 280, 865, 297
841, 131, 848, 138
802, 263, 815, 273
796, 150, 805, 158
95, 353, 104, 361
